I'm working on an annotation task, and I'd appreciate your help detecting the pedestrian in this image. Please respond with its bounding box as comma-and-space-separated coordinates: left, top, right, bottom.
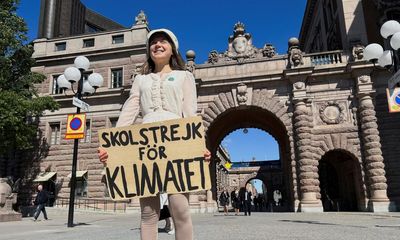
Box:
98, 28, 211, 240
32, 184, 48, 221
243, 185, 253, 216
230, 187, 241, 215
257, 194, 263, 211
219, 188, 230, 215
273, 189, 282, 206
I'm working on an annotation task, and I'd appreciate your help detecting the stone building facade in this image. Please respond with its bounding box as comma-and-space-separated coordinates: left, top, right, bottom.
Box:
297, 0, 400, 211
29, 1, 400, 212
38, 0, 125, 39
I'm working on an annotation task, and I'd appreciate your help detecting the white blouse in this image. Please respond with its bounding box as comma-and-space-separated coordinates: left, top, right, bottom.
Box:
116, 70, 197, 127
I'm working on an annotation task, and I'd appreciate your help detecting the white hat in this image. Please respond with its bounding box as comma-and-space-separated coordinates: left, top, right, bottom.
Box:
147, 28, 179, 54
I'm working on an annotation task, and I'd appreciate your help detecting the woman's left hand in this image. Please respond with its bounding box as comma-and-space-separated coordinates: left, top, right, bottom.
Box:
204, 149, 211, 162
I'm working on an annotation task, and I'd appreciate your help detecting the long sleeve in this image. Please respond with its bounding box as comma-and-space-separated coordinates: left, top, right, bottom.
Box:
182, 71, 197, 118
116, 76, 141, 127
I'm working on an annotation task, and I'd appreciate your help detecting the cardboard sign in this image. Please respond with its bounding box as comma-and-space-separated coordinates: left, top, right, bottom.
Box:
386, 88, 400, 113
98, 116, 211, 200
65, 113, 86, 139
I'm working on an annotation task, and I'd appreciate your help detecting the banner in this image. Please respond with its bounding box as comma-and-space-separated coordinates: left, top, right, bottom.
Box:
386, 88, 400, 113
98, 116, 211, 200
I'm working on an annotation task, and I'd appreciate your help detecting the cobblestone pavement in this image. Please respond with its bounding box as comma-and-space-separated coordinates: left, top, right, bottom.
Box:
0, 208, 399, 240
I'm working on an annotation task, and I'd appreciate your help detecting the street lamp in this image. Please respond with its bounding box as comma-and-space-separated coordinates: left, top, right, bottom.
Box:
57, 56, 103, 227
364, 20, 400, 88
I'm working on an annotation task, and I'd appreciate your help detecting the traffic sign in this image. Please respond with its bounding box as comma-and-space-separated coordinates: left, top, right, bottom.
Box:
72, 97, 90, 112
386, 88, 400, 113
65, 114, 86, 139
388, 69, 400, 89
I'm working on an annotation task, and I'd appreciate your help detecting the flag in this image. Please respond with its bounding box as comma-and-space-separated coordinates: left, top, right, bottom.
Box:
386, 88, 400, 113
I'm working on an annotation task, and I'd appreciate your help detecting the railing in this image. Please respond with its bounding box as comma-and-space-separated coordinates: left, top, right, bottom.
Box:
231, 160, 281, 169
308, 50, 343, 66
55, 197, 129, 213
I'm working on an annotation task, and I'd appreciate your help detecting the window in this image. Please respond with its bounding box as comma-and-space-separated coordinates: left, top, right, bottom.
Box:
112, 35, 124, 44
84, 71, 92, 80
76, 178, 88, 197
111, 68, 123, 88
55, 42, 66, 51
82, 71, 93, 81
109, 118, 118, 128
52, 75, 65, 94
49, 122, 61, 145
83, 38, 95, 48
81, 120, 91, 143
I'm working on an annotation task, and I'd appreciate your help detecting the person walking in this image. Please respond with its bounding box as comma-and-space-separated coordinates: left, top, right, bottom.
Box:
32, 184, 48, 221
230, 187, 241, 215
219, 188, 230, 215
243, 186, 253, 216
98, 28, 211, 240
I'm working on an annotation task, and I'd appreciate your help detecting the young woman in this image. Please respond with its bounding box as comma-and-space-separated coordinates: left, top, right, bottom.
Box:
219, 188, 230, 215
98, 28, 211, 240
231, 187, 241, 215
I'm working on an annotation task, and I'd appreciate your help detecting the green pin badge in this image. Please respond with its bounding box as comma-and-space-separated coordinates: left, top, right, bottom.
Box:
168, 76, 175, 81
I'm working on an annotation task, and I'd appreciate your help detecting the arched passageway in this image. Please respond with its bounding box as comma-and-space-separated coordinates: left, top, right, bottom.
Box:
318, 150, 364, 211
205, 105, 296, 211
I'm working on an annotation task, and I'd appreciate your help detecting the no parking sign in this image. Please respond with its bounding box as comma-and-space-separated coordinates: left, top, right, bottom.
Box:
65, 114, 86, 139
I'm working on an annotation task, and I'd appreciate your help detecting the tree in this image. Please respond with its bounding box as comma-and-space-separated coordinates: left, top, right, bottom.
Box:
0, 0, 59, 178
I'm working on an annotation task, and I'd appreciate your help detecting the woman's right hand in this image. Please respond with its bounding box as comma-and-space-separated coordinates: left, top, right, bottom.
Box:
98, 147, 108, 166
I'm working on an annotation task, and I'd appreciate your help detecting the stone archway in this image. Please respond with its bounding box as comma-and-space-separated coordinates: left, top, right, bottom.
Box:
246, 177, 268, 212
201, 89, 298, 211
318, 150, 366, 211
311, 133, 368, 211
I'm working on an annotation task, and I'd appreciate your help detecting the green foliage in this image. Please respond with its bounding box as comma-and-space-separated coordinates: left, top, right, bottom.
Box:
0, 0, 59, 157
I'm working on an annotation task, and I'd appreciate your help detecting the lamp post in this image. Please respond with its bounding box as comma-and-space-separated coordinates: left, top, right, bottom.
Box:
57, 56, 104, 227
364, 20, 400, 88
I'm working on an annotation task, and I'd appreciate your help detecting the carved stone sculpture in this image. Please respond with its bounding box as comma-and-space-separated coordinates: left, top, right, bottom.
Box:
186, 50, 196, 73
0, 178, 21, 222
262, 44, 276, 58
226, 22, 257, 61
208, 50, 219, 64
237, 83, 248, 105
319, 101, 346, 124
207, 22, 271, 64
352, 44, 365, 60
288, 37, 304, 68
131, 64, 142, 79
289, 48, 304, 67
135, 10, 148, 25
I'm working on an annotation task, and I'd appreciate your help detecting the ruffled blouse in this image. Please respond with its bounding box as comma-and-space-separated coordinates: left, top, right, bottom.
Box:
116, 70, 197, 127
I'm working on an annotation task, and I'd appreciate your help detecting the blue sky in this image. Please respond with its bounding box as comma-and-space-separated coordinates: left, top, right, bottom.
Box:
17, 0, 307, 63
222, 128, 279, 194
221, 128, 279, 162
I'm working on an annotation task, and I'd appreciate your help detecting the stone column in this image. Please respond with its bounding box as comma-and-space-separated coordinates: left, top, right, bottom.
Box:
356, 75, 393, 212
292, 81, 322, 212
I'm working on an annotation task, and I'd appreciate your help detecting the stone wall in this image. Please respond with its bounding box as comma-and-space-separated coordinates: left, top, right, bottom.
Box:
374, 73, 400, 207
